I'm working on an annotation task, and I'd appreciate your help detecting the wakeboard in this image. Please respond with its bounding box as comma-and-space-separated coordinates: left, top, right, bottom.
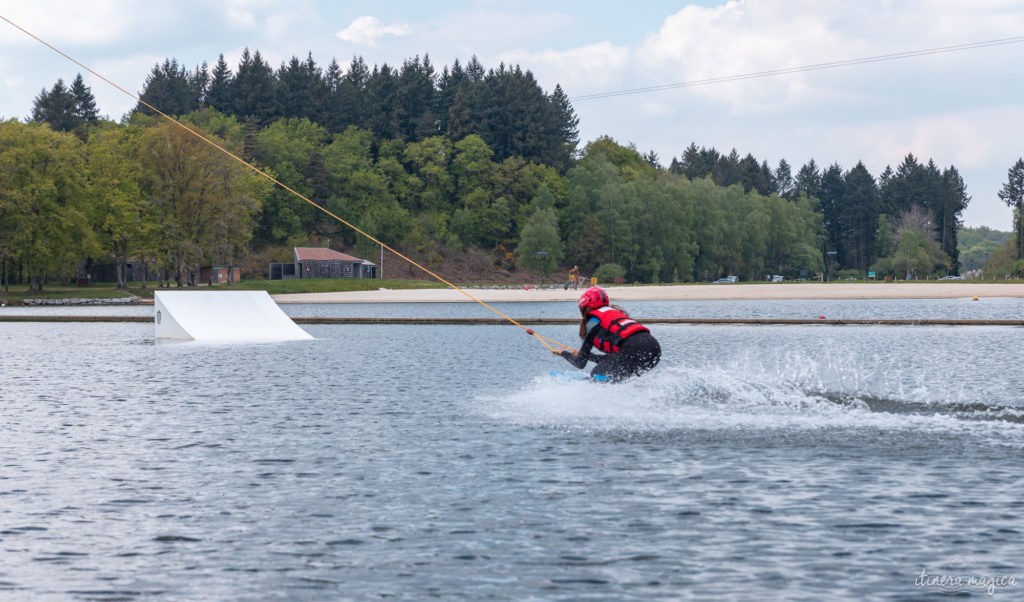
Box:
548, 370, 612, 383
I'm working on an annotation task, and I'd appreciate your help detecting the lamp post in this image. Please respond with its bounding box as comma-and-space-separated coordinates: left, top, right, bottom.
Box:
826, 251, 837, 282
536, 251, 548, 286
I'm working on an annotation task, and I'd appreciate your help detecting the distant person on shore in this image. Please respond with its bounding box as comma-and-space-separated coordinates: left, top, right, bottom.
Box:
565, 265, 580, 290
557, 286, 661, 382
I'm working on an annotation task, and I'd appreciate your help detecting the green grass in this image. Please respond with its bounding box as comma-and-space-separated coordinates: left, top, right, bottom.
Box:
1, 278, 443, 304
233, 278, 443, 295
1, 282, 138, 304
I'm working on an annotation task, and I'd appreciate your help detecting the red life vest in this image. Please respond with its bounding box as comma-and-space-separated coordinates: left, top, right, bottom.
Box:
586, 306, 649, 353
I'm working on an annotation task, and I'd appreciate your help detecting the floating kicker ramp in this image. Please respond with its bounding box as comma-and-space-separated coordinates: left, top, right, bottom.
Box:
154, 290, 312, 342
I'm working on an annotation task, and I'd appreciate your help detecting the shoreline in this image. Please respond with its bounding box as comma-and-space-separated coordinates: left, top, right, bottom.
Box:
273, 282, 1024, 303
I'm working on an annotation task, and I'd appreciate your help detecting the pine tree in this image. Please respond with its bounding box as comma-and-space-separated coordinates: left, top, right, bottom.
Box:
676, 143, 716, 180
334, 56, 371, 131
438, 60, 480, 144
231, 48, 278, 125
819, 163, 846, 264
712, 149, 741, 187
841, 162, 880, 270
775, 159, 794, 199
136, 58, 201, 116
998, 158, 1024, 259
884, 154, 924, 218
549, 84, 579, 172
794, 159, 821, 199
276, 53, 324, 122
69, 74, 99, 123
736, 153, 772, 194
189, 62, 210, 108
364, 63, 400, 139
31, 78, 78, 131
938, 166, 970, 269
205, 55, 233, 113
395, 55, 438, 141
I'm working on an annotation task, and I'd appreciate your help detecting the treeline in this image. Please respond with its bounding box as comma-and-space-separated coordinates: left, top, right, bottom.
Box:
959, 227, 1012, 272
669, 144, 970, 275
0, 113, 827, 291
9, 50, 1018, 292
130, 50, 579, 172
0, 116, 269, 291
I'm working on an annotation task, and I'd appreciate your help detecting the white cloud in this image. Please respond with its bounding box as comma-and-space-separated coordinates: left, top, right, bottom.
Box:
630, 0, 1024, 114
222, 0, 282, 29
499, 41, 630, 94
1, 2, 136, 45
225, 7, 257, 29
635, 1, 853, 111
336, 16, 412, 48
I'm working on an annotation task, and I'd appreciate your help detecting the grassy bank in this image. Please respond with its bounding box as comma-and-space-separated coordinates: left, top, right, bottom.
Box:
0, 278, 443, 305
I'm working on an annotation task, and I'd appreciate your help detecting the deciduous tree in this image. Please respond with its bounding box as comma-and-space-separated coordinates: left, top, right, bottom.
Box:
998, 158, 1024, 259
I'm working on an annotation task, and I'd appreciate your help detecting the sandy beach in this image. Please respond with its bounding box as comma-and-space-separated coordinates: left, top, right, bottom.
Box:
274, 281, 1024, 303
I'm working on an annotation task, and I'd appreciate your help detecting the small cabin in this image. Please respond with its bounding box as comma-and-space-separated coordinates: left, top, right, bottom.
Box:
293, 247, 376, 279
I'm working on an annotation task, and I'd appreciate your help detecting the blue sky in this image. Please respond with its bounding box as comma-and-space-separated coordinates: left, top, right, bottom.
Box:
2, 1, 1022, 229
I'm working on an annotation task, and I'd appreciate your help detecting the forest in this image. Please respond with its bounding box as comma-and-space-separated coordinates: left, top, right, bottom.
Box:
3, 49, 1022, 292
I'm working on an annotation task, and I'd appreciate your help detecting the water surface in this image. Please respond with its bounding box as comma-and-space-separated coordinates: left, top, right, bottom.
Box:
1, 301, 1021, 600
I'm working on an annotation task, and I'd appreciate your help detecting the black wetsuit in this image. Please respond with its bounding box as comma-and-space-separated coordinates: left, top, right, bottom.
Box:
560, 315, 661, 382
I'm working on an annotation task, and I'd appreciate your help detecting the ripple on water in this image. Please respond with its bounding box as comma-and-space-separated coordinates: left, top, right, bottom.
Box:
1, 316, 1022, 600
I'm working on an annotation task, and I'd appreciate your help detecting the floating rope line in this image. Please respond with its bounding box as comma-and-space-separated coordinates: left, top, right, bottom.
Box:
1, 14, 574, 354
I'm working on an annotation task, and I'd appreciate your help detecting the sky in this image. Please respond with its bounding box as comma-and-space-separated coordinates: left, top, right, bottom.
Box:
2, 1, 1023, 229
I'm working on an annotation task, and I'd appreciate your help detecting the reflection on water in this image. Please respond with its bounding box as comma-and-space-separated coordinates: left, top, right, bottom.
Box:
1, 302, 1022, 600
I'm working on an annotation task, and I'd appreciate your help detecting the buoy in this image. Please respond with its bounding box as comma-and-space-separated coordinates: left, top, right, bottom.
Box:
818, 315, 826, 320
972, 296, 979, 301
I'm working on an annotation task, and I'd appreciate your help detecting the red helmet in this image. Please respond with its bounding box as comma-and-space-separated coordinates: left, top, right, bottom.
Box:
578, 286, 609, 310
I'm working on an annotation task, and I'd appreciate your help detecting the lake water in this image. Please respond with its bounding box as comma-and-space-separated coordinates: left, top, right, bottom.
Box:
1, 299, 1022, 600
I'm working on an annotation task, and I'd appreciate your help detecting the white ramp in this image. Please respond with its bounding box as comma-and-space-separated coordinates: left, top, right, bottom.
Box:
154, 290, 313, 342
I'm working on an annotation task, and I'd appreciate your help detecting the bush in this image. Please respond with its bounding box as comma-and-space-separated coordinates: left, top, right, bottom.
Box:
594, 263, 626, 283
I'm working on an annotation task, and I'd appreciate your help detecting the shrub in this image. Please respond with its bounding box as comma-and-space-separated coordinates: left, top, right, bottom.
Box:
594, 263, 626, 283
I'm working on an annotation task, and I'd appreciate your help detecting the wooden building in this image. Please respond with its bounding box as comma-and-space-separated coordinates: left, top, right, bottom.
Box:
293, 247, 376, 279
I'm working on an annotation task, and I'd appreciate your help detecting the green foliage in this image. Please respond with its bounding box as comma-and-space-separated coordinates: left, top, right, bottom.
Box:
404, 136, 454, 212
31, 74, 101, 135
0, 121, 92, 291
959, 226, 1012, 272
515, 207, 563, 273
82, 122, 148, 287
231, 48, 279, 125
137, 121, 269, 284
451, 190, 512, 248
128, 49, 579, 169
998, 158, 1024, 259
561, 147, 823, 284
10, 53, 1000, 290
871, 226, 950, 279
981, 237, 1024, 279
594, 262, 626, 283
135, 59, 202, 117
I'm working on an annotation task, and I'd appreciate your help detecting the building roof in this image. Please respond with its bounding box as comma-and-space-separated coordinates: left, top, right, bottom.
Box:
294, 247, 364, 262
